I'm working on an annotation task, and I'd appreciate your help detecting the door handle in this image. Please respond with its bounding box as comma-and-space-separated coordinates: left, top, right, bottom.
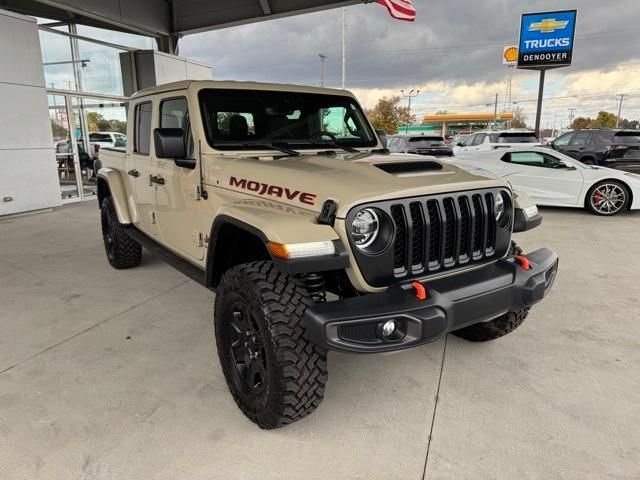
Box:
127, 169, 140, 177
150, 175, 165, 185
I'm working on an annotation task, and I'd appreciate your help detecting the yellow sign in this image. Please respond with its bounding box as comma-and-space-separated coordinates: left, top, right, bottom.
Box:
503, 45, 518, 65
528, 18, 569, 33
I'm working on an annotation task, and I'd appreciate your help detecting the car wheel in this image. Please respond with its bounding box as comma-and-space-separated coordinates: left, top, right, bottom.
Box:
452, 242, 529, 342
214, 261, 328, 429
580, 157, 595, 165
586, 180, 629, 216
100, 196, 142, 269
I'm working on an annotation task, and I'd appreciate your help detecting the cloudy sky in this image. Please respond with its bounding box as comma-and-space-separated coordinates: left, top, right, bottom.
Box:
180, 0, 640, 130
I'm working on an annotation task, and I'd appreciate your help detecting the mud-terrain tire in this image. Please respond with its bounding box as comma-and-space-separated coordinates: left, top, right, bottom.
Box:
214, 261, 328, 429
100, 196, 142, 269
452, 242, 529, 342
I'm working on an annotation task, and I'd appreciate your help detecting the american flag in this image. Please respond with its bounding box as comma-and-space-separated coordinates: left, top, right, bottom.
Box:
376, 0, 416, 21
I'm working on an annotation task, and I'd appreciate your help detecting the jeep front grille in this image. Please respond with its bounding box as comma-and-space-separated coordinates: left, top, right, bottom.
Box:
346, 189, 512, 288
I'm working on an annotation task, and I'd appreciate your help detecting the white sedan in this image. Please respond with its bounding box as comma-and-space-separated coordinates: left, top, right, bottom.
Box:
452, 147, 640, 216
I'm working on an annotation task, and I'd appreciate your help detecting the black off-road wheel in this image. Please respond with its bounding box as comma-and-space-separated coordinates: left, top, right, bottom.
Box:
452, 242, 529, 342
214, 261, 328, 429
100, 196, 142, 269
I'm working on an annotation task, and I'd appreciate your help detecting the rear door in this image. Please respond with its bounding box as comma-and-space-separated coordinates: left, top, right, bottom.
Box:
130, 100, 159, 236
501, 150, 584, 206
153, 95, 204, 261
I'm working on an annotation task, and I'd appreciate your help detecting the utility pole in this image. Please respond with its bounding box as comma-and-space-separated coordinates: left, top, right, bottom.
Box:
341, 8, 346, 89
493, 93, 499, 129
568, 108, 576, 129
318, 54, 327, 87
616, 93, 626, 128
400, 89, 420, 134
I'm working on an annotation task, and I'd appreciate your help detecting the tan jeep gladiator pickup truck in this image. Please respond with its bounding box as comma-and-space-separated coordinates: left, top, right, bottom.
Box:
95, 80, 558, 429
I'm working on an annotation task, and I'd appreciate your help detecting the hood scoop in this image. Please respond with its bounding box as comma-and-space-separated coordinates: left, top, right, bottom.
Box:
374, 161, 443, 174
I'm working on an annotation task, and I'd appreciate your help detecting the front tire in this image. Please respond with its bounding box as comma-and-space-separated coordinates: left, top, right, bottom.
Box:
100, 196, 142, 269
585, 180, 629, 216
214, 261, 328, 429
452, 241, 529, 342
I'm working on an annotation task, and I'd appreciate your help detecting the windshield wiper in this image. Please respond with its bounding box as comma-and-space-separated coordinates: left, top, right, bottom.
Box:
213, 141, 300, 156
310, 140, 359, 153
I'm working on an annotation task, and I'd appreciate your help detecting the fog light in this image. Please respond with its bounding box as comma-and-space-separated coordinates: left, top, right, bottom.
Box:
382, 319, 397, 338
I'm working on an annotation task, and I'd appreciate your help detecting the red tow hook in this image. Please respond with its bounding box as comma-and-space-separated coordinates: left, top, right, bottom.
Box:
412, 281, 428, 300
514, 255, 531, 270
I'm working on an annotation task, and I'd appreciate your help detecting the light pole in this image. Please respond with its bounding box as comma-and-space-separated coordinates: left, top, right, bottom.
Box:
400, 89, 420, 134
616, 93, 626, 128
318, 54, 327, 87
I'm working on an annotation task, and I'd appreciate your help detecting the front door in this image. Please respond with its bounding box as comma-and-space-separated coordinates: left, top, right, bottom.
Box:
154, 96, 204, 261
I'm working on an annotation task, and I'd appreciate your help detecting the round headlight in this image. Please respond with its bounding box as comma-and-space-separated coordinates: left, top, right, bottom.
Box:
352, 208, 379, 248
494, 193, 505, 220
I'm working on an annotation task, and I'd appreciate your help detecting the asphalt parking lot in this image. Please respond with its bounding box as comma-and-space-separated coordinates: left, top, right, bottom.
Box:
1, 201, 639, 479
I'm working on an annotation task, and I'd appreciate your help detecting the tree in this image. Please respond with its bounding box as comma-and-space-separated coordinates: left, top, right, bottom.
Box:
366, 96, 416, 134
620, 118, 639, 130
50, 119, 68, 139
571, 117, 592, 129
511, 106, 527, 129
591, 111, 617, 128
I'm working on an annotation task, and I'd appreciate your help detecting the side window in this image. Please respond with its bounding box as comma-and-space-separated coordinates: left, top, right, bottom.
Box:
570, 131, 591, 146
462, 134, 476, 146
160, 97, 194, 157
591, 131, 613, 145
472, 133, 486, 146
160, 97, 188, 129
507, 151, 566, 168
134, 101, 152, 155
553, 133, 572, 146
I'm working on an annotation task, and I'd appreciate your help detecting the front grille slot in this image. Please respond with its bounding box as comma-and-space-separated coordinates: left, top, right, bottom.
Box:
384, 190, 506, 279
390, 205, 407, 272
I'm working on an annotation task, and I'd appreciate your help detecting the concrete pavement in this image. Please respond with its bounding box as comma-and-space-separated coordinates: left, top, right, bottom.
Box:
1, 201, 639, 479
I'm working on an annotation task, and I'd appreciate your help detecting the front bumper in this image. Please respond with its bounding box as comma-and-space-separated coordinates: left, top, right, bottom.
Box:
305, 248, 558, 353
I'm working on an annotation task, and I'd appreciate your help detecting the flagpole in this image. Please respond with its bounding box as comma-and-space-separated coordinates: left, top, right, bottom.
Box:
342, 7, 346, 89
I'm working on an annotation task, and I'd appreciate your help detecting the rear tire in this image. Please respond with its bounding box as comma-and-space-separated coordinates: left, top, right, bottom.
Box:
214, 261, 328, 429
100, 196, 142, 269
452, 241, 529, 342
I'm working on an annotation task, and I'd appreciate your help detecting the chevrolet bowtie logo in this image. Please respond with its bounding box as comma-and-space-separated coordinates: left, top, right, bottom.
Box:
528, 18, 569, 33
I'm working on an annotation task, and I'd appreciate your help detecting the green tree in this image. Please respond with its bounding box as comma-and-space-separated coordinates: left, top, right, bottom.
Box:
50, 119, 68, 139
620, 118, 639, 129
366, 96, 416, 134
571, 117, 592, 129
591, 111, 617, 128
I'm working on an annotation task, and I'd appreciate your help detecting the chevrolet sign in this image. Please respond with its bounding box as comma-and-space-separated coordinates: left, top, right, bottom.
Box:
518, 10, 577, 69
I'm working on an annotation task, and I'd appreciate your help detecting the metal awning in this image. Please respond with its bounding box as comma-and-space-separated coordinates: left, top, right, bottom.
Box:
0, 0, 368, 38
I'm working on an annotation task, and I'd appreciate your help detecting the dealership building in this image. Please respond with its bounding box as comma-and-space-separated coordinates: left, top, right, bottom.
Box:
0, 0, 357, 216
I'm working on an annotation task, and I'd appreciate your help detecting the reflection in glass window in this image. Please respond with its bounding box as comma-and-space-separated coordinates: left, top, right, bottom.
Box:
40, 30, 77, 90
77, 39, 126, 96
134, 102, 152, 155
76, 25, 155, 50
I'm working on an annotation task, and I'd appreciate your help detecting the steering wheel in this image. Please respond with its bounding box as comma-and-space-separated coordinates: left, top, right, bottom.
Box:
310, 131, 337, 142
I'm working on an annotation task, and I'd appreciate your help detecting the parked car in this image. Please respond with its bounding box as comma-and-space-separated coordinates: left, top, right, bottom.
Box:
388, 134, 453, 156
453, 130, 540, 154
548, 129, 640, 173
95, 80, 557, 429
453, 146, 640, 216
89, 131, 127, 149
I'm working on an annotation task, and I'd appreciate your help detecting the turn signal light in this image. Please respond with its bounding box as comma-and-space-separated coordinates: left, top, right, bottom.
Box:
267, 241, 335, 260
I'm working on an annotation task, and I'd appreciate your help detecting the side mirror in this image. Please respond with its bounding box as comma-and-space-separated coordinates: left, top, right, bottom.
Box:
375, 129, 388, 149
154, 128, 194, 168
456, 142, 464, 147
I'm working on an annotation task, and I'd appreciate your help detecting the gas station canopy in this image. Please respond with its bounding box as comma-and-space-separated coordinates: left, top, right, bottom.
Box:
0, 0, 367, 43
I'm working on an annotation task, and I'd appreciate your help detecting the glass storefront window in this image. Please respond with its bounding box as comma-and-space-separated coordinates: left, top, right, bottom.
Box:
76, 25, 155, 50
40, 30, 77, 90
77, 39, 127, 96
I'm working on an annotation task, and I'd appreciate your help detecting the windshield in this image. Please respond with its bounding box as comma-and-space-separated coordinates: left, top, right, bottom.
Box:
614, 132, 640, 144
198, 89, 377, 150
409, 136, 446, 147
489, 132, 539, 143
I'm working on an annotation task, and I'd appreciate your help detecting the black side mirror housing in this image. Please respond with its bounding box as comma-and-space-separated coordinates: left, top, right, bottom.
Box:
154, 128, 194, 168
456, 142, 464, 147
375, 129, 388, 149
